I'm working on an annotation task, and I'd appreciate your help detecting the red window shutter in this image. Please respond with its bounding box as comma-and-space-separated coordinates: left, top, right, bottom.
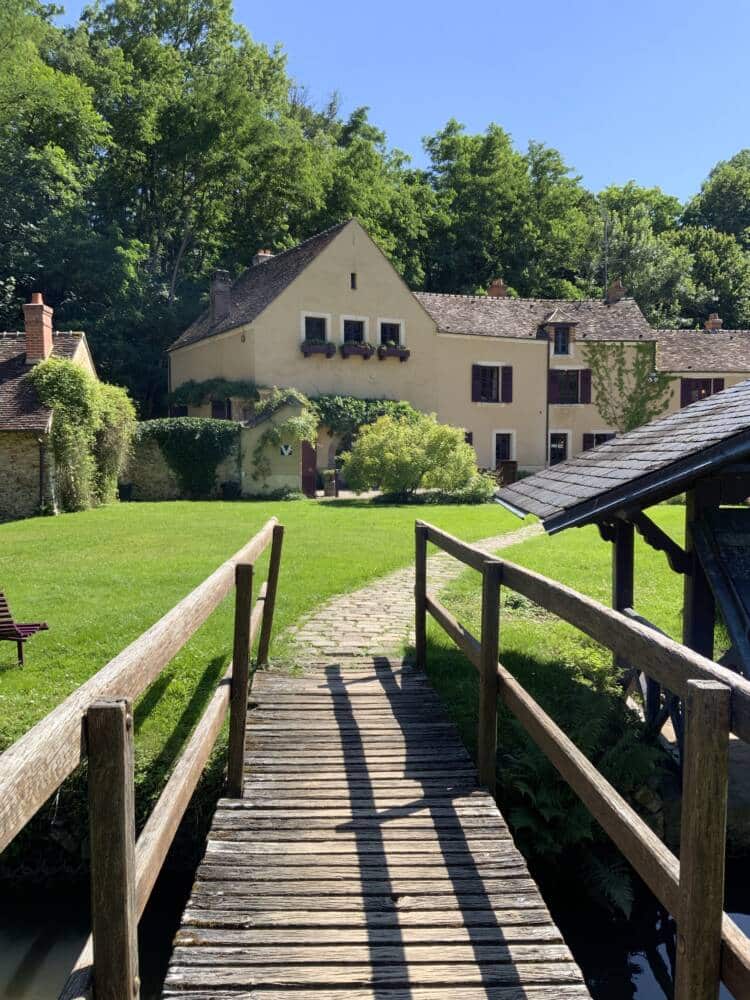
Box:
713, 378, 725, 394
580, 369, 592, 404
501, 365, 513, 403
471, 365, 481, 402
548, 369, 560, 403
680, 379, 693, 408
582, 433, 594, 451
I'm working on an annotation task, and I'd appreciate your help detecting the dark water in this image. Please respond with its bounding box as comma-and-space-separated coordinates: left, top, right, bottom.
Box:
1, 862, 748, 998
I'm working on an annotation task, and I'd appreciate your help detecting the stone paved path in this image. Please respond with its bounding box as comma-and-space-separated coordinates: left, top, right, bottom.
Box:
282, 522, 542, 667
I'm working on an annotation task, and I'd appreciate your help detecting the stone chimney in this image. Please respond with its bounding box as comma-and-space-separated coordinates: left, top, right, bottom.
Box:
252, 249, 274, 267
210, 269, 231, 323
605, 279, 626, 304
487, 278, 507, 298
704, 312, 723, 332
23, 292, 53, 364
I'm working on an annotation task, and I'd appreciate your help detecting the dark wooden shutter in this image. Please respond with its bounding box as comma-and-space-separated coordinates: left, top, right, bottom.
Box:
464, 431, 473, 445
471, 365, 481, 402
713, 378, 725, 394
501, 365, 513, 403
548, 369, 560, 403
680, 379, 692, 408
582, 433, 594, 451
580, 369, 592, 404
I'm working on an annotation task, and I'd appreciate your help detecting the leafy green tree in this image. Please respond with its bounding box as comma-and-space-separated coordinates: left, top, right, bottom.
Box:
342, 412, 479, 498
582, 342, 673, 433
685, 150, 750, 248
675, 226, 750, 329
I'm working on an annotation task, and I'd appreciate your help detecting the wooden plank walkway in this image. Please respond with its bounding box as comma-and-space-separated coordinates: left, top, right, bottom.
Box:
163, 660, 591, 999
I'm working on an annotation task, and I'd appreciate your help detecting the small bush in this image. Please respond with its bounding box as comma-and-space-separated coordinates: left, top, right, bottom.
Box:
342, 412, 479, 500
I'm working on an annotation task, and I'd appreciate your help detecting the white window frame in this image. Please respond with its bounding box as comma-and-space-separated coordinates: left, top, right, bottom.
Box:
377, 317, 406, 347
550, 326, 575, 358
300, 311, 331, 344
491, 429, 516, 464
340, 314, 370, 345
549, 429, 571, 465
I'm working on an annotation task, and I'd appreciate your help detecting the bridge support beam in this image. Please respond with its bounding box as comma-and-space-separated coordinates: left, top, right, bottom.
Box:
478, 560, 502, 791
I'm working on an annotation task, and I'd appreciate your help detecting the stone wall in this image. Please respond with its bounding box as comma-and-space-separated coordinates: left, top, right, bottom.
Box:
0, 431, 46, 522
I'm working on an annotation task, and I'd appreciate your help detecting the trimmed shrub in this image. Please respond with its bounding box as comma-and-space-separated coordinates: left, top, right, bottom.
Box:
134, 418, 239, 498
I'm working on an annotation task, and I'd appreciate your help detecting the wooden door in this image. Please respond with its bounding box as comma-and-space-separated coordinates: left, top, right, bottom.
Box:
301, 441, 317, 498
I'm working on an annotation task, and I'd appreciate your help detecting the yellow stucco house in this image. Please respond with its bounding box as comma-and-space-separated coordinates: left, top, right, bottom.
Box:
167, 219, 750, 487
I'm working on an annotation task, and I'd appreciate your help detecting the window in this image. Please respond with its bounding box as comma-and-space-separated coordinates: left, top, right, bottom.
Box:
494, 433, 512, 465
380, 321, 402, 346
471, 364, 513, 403
548, 369, 591, 404
170, 404, 188, 418
549, 432, 568, 465
553, 326, 570, 355
464, 431, 473, 445
304, 315, 327, 343
343, 319, 365, 343
211, 399, 231, 420
582, 432, 615, 451
680, 377, 725, 408
350, 272, 357, 290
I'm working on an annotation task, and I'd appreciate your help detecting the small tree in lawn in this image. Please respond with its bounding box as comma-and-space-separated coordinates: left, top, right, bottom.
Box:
582, 342, 673, 433
341, 412, 478, 499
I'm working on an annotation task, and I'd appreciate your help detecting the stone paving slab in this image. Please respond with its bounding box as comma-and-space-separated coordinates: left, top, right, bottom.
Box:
281, 522, 541, 667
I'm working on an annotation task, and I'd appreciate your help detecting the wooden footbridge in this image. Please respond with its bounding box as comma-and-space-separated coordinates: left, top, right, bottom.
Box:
3, 516, 750, 1000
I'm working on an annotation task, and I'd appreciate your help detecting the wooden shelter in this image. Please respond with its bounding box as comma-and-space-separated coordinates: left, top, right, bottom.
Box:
496, 379, 750, 736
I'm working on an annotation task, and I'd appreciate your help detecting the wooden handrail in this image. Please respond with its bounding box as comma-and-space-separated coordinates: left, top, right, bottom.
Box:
0, 517, 277, 854
417, 519, 750, 1000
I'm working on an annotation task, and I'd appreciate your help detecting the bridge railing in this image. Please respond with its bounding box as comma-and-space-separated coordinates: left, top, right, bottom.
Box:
415, 519, 750, 1000
0, 516, 284, 1000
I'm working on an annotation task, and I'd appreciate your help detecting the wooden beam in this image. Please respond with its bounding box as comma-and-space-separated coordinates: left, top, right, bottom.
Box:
478, 562, 502, 790
414, 522, 428, 669
675, 679, 730, 1000
612, 519, 634, 677
628, 511, 690, 575
87, 701, 139, 1000
683, 489, 716, 659
227, 564, 253, 798
257, 524, 284, 665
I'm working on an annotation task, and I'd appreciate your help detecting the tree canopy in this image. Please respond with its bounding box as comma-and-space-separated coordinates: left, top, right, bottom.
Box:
3, 0, 750, 413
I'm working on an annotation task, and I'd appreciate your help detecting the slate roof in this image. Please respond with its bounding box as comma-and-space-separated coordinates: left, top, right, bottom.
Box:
0, 332, 83, 431
496, 378, 750, 532
414, 293, 653, 341
169, 221, 352, 352
655, 330, 750, 372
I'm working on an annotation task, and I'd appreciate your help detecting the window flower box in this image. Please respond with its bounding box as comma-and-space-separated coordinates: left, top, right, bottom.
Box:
301, 340, 336, 358
340, 342, 375, 359
377, 344, 410, 362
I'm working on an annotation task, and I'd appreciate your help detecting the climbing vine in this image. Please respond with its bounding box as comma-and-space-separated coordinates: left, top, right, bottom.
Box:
27, 358, 136, 511
134, 418, 240, 497
311, 395, 421, 449
169, 378, 258, 408
249, 388, 318, 483
582, 342, 673, 433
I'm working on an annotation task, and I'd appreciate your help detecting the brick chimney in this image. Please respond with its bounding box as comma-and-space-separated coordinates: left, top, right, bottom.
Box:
704, 312, 723, 332
252, 249, 274, 267
210, 269, 231, 323
605, 279, 626, 304
23, 292, 53, 364
487, 278, 507, 298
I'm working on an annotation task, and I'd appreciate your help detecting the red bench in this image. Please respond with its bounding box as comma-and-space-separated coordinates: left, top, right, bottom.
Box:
0, 592, 48, 665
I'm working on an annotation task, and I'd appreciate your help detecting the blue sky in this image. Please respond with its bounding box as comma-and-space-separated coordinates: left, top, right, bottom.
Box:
61, 0, 750, 202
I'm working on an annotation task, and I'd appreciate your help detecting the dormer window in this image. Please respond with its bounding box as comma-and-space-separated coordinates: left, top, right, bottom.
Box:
553, 326, 571, 355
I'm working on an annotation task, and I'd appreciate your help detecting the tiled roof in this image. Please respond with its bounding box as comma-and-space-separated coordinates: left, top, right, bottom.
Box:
655, 330, 750, 372
496, 378, 750, 531
0, 332, 82, 431
414, 293, 653, 341
169, 221, 352, 352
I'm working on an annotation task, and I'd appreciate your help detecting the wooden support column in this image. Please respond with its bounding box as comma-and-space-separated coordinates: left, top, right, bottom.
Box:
674, 678, 730, 1000
257, 524, 284, 665
612, 519, 634, 672
227, 563, 253, 798
478, 560, 502, 791
683, 488, 716, 659
87, 700, 139, 1000
415, 522, 428, 670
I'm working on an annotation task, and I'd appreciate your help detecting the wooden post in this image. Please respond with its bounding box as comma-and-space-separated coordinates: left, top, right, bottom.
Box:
683, 488, 716, 659
478, 560, 502, 791
415, 522, 428, 670
227, 563, 253, 798
674, 678, 730, 1000
612, 519, 634, 667
257, 524, 284, 665
87, 700, 139, 1000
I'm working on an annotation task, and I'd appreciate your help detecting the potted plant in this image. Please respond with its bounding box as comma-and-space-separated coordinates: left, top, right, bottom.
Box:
340, 341, 375, 359
301, 339, 336, 358
322, 468, 338, 497
377, 340, 410, 361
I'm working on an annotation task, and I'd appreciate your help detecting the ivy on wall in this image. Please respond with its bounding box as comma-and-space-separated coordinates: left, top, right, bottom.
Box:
169, 378, 259, 407
250, 388, 318, 483
134, 418, 240, 497
311, 395, 421, 449
581, 342, 673, 432
27, 358, 136, 511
